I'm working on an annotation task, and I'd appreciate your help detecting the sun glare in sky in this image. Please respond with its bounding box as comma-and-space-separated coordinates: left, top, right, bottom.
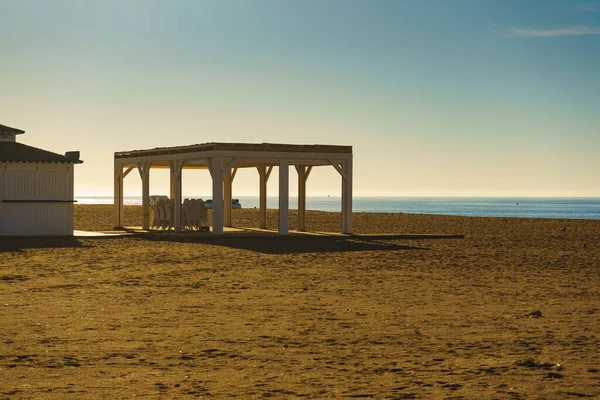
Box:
1, 0, 599, 197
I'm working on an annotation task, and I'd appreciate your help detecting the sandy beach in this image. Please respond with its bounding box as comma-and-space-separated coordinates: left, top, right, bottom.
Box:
1, 205, 599, 399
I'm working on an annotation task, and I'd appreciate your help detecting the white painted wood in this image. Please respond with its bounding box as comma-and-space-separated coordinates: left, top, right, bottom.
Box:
305, 166, 312, 180
37, 168, 71, 199
257, 165, 268, 229
224, 157, 242, 173
278, 160, 289, 235
114, 144, 352, 234
169, 160, 183, 232
137, 162, 151, 230
1, 163, 75, 236
0, 166, 3, 231
122, 166, 134, 179
113, 162, 124, 228
342, 156, 353, 234
115, 149, 349, 167
297, 165, 307, 232
209, 157, 224, 235
1, 202, 73, 236
169, 169, 176, 200
224, 169, 232, 227
328, 159, 347, 180
4, 168, 37, 199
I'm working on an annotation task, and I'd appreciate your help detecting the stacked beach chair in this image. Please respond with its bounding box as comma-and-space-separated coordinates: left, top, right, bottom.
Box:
183, 198, 209, 231
149, 195, 173, 230
149, 196, 209, 231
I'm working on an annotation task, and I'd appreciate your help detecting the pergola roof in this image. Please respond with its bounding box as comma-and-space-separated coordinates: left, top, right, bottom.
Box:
115, 142, 351, 159
114, 142, 352, 169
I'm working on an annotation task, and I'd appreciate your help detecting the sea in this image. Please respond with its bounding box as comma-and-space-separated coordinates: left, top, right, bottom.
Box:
76, 196, 600, 220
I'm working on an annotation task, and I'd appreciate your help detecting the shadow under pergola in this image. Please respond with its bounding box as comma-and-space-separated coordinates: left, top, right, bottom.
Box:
130, 230, 464, 254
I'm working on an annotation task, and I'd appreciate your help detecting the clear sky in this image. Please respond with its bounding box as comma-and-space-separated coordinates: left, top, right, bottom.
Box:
1, 0, 599, 197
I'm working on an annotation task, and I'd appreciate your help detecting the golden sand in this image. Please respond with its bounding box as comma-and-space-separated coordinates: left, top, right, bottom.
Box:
1, 205, 599, 398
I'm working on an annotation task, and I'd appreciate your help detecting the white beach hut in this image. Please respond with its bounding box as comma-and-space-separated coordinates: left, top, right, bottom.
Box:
0, 123, 83, 236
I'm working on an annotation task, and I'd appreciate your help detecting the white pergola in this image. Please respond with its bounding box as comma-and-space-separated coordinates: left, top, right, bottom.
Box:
113, 142, 353, 235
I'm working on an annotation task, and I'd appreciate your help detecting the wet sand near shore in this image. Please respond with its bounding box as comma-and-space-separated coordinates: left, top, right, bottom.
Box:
1, 205, 600, 399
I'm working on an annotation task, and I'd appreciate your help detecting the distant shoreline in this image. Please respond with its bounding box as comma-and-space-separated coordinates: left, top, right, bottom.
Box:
74, 197, 600, 220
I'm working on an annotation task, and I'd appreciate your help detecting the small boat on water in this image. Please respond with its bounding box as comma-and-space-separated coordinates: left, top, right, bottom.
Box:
204, 199, 242, 209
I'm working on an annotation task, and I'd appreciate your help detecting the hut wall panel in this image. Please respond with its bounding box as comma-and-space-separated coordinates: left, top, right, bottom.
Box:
0, 166, 4, 228
37, 168, 72, 200
4, 168, 37, 199
0, 164, 75, 236
0, 203, 73, 236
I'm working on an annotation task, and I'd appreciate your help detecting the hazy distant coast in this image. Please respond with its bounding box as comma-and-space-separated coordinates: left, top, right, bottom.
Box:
76, 196, 600, 220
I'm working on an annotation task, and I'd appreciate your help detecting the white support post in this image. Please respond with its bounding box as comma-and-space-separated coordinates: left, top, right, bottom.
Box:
258, 166, 267, 229
169, 160, 184, 232
113, 162, 124, 229
296, 165, 308, 232
122, 166, 134, 179
328, 159, 347, 180
257, 165, 272, 229
279, 160, 289, 235
224, 169, 232, 227
224, 157, 241, 174
305, 166, 312, 180
341, 156, 353, 234
209, 157, 224, 235
170, 173, 176, 200
137, 162, 151, 230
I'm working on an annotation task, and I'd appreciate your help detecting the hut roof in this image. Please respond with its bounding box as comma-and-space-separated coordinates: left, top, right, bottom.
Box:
0, 142, 83, 164
0, 124, 25, 135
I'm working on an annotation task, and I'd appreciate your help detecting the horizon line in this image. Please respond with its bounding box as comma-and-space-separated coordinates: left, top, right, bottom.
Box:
76, 194, 600, 199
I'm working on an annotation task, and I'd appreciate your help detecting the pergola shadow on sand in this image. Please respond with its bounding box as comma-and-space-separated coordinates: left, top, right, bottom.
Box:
113, 143, 352, 235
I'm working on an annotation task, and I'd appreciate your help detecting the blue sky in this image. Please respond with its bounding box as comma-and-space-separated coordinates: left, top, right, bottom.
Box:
1, 0, 599, 197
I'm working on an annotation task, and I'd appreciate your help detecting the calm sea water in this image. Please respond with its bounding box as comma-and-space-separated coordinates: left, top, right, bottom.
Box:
76, 196, 600, 220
